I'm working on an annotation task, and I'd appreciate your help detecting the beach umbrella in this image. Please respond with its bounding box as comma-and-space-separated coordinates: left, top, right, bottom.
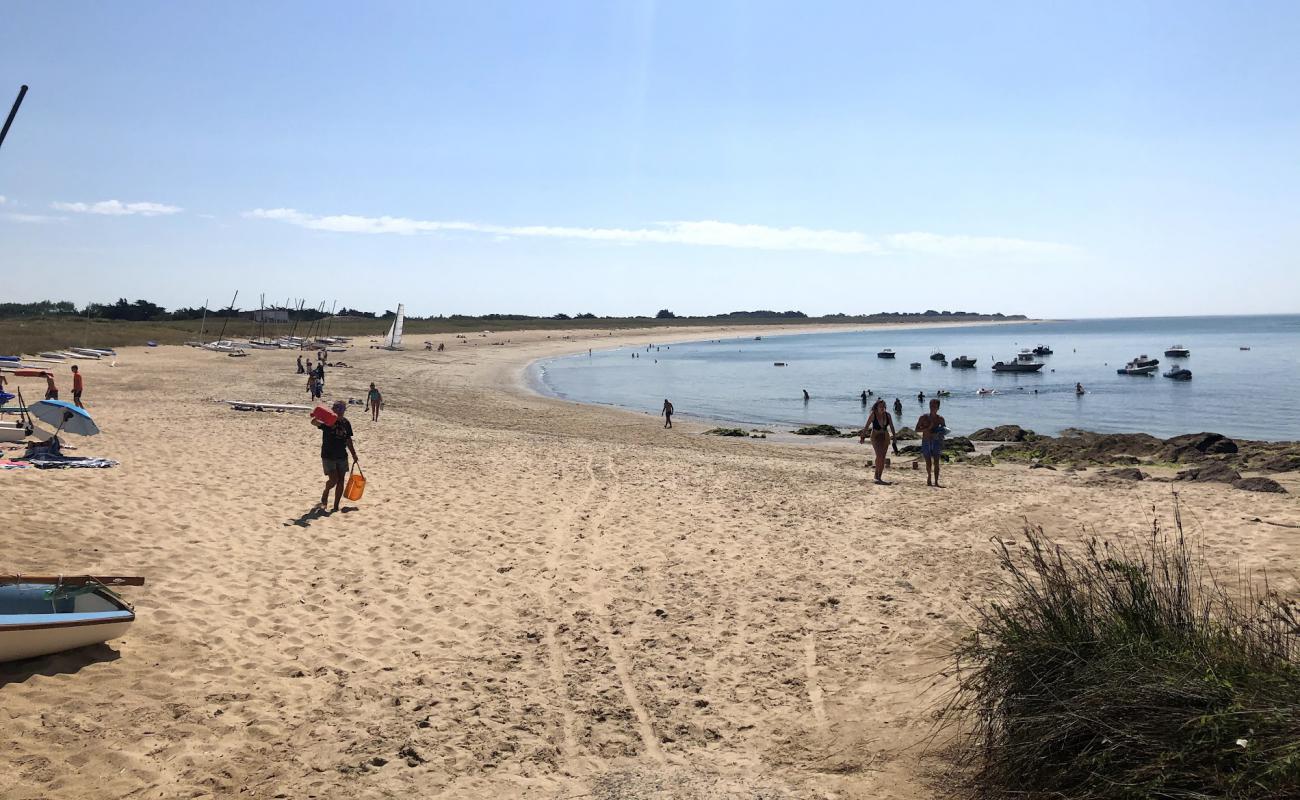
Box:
28, 400, 100, 437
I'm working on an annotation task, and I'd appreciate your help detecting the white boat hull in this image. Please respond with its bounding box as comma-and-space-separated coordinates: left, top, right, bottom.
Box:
0, 585, 135, 663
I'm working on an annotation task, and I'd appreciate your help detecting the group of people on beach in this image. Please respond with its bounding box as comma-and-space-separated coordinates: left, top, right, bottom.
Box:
859, 397, 947, 487
31, 365, 86, 408
659, 394, 949, 488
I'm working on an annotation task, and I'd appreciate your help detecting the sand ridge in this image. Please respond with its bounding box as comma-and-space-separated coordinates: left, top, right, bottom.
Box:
2, 324, 1296, 799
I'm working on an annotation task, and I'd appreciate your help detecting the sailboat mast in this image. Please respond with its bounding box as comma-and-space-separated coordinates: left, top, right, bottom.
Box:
215, 290, 238, 344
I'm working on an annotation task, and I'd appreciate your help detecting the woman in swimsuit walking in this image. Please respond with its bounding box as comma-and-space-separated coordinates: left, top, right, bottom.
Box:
859, 398, 898, 484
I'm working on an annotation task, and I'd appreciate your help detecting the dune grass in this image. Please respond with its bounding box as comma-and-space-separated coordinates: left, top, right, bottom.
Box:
943, 505, 1300, 799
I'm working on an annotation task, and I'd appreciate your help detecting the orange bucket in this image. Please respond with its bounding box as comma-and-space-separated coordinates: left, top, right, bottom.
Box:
344, 469, 366, 501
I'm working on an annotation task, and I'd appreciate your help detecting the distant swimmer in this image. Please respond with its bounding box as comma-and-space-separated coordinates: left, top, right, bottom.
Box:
1076, 382, 1086, 395
917, 391, 925, 402
803, 389, 810, 401
662, 398, 674, 429
860, 390, 868, 404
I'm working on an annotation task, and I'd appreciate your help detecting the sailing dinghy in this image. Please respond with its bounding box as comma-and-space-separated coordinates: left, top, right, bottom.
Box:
376, 303, 405, 350
0, 576, 143, 663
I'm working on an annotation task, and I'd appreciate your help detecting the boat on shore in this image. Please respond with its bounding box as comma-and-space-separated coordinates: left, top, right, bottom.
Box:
876, 348, 895, 359
951, 355, 976, 368
1164, 345, 1190, 358
1163, 366, 1193, 381
0, 576, 143, 663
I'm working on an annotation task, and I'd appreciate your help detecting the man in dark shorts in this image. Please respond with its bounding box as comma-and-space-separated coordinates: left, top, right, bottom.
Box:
662, 399, 674, 429
915, 398, 948, 488
71, 365, 85, 407
44, 373, 59, 400
313, 400, 359, 511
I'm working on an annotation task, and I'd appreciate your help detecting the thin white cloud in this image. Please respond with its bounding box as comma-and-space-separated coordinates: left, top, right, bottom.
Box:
245, 207, 1072, 258
51, 199, 183, 216
3, 212, 66, 223
0, 195, 6, 204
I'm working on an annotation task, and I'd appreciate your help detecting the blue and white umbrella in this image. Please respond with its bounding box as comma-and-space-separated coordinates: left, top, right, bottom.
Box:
28, 400, 100, 437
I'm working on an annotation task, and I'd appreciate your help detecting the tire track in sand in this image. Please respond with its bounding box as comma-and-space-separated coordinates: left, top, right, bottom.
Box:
583, 456, 666, 763
542, 454, 598, 763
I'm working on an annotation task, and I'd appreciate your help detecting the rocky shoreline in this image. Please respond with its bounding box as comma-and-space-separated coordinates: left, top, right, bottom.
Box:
765, 422, 1297, 493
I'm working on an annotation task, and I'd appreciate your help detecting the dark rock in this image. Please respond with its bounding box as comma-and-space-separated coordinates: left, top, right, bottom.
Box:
961, 454, 994, 466
893, 426, 920, 440
1233, 477, 1287, 493
1161, 444, 1209, 464
793, 424, 841, 436
704, 428, 748, 437
1104, 467, 1148, 481
1164, 432, 1238, 455
969, 424, 1037, 442
1030, 462, 1057, 470
1250, 449, 1300, 473
944, 436, 976, 453
1174, 462, 1242, 483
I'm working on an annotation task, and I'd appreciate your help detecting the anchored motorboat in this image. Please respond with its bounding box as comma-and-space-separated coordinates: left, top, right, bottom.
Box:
1163, 366, 1193, 381
1164, 345, 1190, 358
1032, 344, 1053, 356
909, 362, 922, 369
1118, 360, 1158, 376
992, 351, 1045, 372
951, 355, 977, 368
929, 351, 945, 361
877, 348, 896, 359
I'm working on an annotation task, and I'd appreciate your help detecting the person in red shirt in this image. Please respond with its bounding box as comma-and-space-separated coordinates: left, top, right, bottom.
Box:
71, 365, 85, 407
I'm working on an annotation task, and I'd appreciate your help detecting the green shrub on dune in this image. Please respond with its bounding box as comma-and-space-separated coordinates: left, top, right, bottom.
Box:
943, 508, 1300, 799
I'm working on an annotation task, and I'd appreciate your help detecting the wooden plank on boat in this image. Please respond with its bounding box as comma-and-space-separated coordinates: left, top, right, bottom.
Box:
0, 575, 145, 586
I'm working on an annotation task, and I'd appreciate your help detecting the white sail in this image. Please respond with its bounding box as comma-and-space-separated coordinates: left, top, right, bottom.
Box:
384, 303, 405, 348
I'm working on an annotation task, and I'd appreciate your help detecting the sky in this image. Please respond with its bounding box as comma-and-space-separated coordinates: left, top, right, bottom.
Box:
2, 1, 1298, 319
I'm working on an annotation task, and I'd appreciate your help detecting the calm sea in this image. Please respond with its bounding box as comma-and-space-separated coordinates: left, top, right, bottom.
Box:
531, 315, 1300, 442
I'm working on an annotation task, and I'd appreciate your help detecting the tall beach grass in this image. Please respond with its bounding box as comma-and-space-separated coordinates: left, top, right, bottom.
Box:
943, 504, 1300, 799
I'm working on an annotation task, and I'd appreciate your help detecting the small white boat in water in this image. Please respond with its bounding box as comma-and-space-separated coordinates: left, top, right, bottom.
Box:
0, 576, 143, 663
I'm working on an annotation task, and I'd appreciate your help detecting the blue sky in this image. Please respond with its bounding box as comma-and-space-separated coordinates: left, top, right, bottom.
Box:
2, 1, 1298, 318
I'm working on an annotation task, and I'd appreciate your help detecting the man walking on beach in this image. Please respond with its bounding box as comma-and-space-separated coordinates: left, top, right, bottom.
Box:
662, 399, 674, 428
313, 400, 359, 512
296, 354, 305, 374
71, 365, 84, 408
44, 372, 58, 400
916, 398, 948, 488
366, 382, 383, 422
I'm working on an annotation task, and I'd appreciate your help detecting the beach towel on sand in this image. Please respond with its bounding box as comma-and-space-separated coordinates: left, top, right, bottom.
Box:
23, 455, 119, 469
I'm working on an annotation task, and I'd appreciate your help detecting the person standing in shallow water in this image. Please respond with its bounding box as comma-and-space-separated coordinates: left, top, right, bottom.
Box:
313, 400, 359, 512
860, 399, 898, 485
916, 398, 948, 487
662, 399, 674, 428
893, 397, 903, 418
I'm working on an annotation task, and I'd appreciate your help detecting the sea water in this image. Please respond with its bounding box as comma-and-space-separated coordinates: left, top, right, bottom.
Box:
531, 315, 1300, 442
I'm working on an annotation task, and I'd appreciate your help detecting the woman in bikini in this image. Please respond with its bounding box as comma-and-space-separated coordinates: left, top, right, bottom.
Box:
859, 398, 898, 484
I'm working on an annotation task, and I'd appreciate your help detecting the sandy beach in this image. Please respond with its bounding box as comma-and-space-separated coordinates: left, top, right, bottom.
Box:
3, 324, 1296, 800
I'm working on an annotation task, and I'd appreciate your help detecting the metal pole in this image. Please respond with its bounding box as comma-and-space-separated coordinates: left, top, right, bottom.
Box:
0, 85, 27, 153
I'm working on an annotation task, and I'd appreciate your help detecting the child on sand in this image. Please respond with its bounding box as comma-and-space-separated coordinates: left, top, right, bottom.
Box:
366, 383, 383, 422
312, 400, 359, 512
71, 365, 84, 407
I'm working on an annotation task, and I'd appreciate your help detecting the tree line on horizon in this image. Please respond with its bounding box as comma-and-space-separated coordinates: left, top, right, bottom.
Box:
0, 299, 1024, 323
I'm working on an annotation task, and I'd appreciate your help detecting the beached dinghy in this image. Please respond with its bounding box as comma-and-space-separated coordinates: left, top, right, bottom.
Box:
0, 576, 143, 663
